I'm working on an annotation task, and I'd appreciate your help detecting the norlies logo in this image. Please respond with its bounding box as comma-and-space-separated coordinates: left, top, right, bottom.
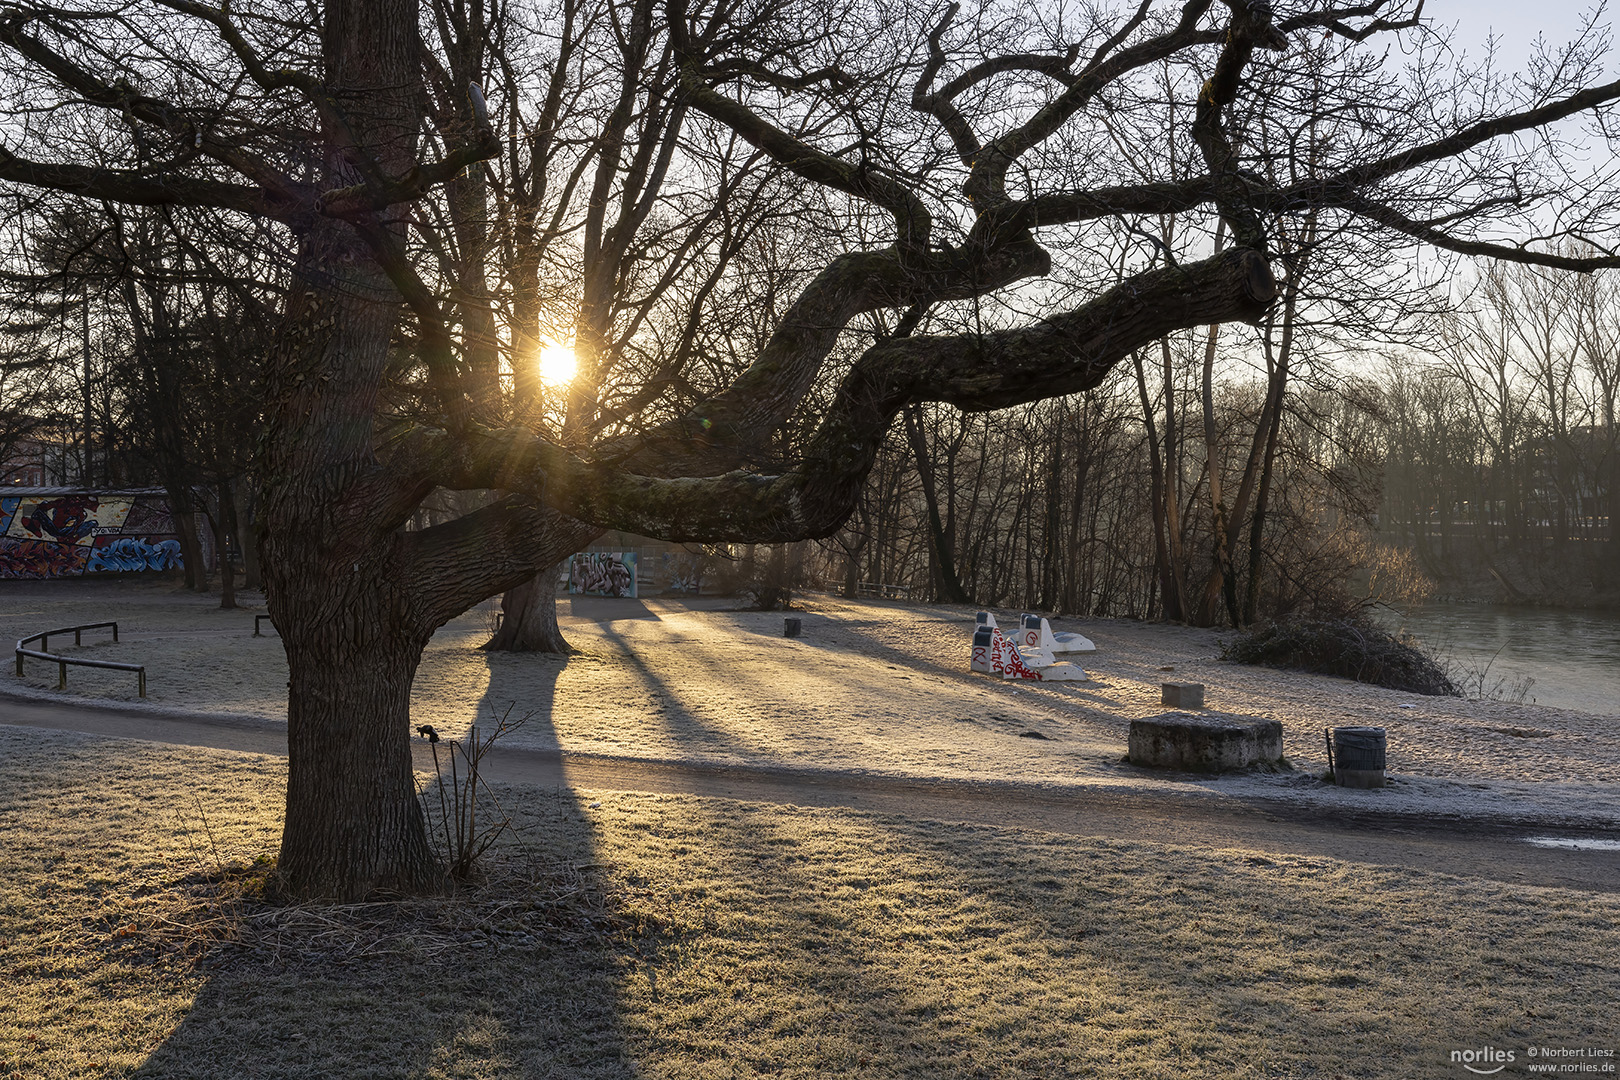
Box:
1453, 1046, 1517, 1075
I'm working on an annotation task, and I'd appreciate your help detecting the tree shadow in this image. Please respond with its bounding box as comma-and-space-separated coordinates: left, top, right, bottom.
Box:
568, 595, 662, 622
125, 655, 644, 1079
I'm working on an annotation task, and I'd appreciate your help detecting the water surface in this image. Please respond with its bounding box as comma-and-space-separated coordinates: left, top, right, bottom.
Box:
1376, 602, 1620, 715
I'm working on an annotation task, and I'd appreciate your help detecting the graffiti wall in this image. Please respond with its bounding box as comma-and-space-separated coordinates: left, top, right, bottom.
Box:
568, 551, 638, 598
0, 491, 186, 580
660, 551, 707, 593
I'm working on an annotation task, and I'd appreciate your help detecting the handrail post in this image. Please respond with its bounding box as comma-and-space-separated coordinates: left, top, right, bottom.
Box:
112, 623, 119, 643
14, 650, 21, 678
75, 628, 82, 646
58, 660, 66, 690
138, 668, 146, 698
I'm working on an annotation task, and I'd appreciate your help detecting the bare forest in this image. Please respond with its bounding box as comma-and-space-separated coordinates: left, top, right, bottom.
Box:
806, 252, 1620, 622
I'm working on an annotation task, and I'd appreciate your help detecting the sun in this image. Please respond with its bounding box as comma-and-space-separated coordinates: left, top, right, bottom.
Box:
538, 341, 578, 387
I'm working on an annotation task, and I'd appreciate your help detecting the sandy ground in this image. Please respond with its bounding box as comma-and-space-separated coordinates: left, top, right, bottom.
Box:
3, 577, 1618, 826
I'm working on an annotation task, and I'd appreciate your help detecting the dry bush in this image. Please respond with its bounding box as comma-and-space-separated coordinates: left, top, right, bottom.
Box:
1223, 612, 1460, 696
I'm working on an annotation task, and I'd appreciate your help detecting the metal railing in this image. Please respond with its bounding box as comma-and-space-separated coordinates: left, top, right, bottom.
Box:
15, 622, 146, 697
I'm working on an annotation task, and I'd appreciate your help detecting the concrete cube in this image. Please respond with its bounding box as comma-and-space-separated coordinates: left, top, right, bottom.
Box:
1161, 682, 1205, 709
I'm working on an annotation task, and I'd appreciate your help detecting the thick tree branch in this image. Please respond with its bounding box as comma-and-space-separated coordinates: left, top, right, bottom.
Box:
964, 0, 1220, 211
435, 248, 1277, 542
0, 6, 309, 206
1191, 1, 1287, 250
969, 177, 1221, 244
647, 233, 1054, 468
315, 107, 502, 217
1307, 75, 1620, 197
669, 0, 932, 249
0, 143, 299, 217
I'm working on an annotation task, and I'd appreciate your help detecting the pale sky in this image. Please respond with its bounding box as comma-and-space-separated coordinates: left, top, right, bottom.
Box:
1419, 1, 1609, 73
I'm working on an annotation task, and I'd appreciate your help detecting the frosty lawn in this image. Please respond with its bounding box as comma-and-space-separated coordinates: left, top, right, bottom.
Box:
2, 726, 1616, 1079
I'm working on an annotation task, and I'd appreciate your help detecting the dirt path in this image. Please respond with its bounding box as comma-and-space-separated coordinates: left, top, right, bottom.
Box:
5, 693, 1615, 894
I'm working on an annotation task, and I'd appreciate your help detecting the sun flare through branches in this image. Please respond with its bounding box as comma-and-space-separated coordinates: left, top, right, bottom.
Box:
538, 342, 578, 388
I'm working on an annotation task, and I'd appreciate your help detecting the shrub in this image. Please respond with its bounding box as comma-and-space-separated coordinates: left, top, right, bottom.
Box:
1222, 613, 1459, 696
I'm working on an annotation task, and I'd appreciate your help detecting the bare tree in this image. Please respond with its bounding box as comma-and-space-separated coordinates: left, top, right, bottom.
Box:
3, 0, 1619, 898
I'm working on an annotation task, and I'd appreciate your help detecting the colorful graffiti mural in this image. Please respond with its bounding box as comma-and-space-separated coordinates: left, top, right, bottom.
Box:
0, 491, 187, 580
88, 536, 184, 572
0, 537, 90, 578
568, 551, 638, 598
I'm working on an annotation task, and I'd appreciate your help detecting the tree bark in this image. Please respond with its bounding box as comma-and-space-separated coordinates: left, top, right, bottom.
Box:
260, 216, 446, 898
278, 610, 439, 898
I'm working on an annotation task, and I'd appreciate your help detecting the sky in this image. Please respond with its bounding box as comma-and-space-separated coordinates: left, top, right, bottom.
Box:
1419, 1, 1608, 72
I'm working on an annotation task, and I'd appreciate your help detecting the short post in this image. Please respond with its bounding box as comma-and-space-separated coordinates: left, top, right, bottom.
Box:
112, 624, 119, 643
784, 617, 802, 638
1161, 682, 1205, 709
58, 660, 66, 691
14, 650, 22, 678
74, 628, 82, 646
138, 668, 146, 698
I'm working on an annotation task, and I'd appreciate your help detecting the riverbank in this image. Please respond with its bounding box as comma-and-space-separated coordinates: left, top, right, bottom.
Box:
1374, 600, 1620, 715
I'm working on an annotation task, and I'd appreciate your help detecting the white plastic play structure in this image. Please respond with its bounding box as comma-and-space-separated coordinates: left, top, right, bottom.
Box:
1012, 613, 1095, 654
970, 611, 1090, 683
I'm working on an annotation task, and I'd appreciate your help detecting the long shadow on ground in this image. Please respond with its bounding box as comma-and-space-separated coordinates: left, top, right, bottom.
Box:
125, 654, 645, 1080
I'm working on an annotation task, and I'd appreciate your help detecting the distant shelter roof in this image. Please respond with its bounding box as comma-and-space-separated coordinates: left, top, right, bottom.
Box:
0, 487, 170, 498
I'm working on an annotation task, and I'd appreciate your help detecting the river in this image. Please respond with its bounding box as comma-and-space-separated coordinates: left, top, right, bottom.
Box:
1374, 602, 1620, 715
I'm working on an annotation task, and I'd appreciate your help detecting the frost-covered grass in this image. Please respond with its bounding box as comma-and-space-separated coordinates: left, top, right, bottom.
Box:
3, 725, 1614, 1079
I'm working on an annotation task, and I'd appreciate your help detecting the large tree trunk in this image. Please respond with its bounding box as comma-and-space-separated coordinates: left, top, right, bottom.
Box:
275, 576, 440, 897
260, 208, 444, 897
484, 561, 572, 652
254, 0, 446, 899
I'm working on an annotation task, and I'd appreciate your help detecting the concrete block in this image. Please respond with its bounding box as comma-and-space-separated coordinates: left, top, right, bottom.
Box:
970, 627, 997, 673
1128, 713, 1284, 772
1161, 682, 1205, 709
